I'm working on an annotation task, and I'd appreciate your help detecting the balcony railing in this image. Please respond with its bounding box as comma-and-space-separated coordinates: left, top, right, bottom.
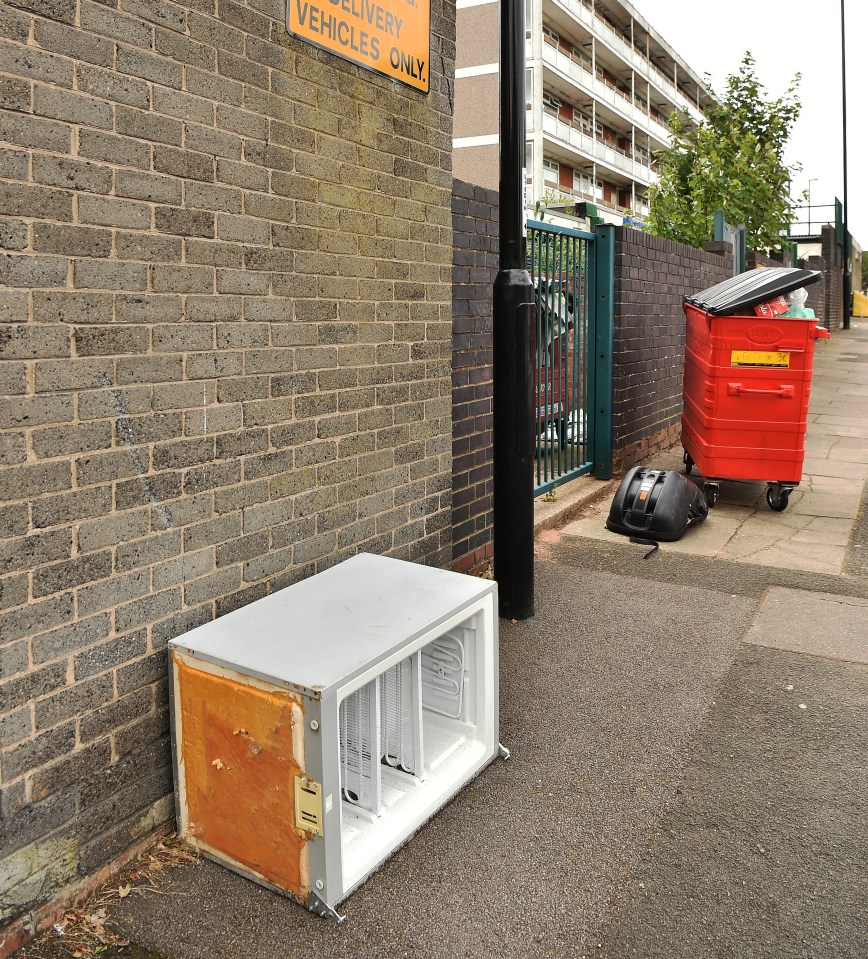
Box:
527, 179, 647, 221
541, 44, 634, 126
541, 113, 653, 183
541, 46, 672, 152
544, 0, 705, 125
647, 113, 671, 145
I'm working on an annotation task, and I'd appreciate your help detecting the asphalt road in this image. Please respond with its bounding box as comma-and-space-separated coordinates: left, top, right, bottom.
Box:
21, 553, 867, 959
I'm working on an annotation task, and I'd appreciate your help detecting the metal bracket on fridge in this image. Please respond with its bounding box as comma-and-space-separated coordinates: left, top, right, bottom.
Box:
498, 743, 511, 761
307, 891, 346, 923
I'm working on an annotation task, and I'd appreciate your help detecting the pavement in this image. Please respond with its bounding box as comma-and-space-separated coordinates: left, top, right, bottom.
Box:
20, 321, 868, 958
548, 317, 868, 581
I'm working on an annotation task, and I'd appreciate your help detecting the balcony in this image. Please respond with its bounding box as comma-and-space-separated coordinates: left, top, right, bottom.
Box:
541, 42, 635, 126
543, 0, 705, 125
541, 112, 653, 184
647, 113, 671, 145
529, 178, 645, 222
551, 0, 594, 33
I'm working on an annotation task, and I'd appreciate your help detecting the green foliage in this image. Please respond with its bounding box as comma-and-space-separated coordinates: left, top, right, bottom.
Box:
647, 53, 803, 252
532, 188, 573, 222
862, 251, 867, 292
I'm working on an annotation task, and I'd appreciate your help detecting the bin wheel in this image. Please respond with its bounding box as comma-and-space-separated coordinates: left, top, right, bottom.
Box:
704, 482, 719, 508
683, 451, 694, 475
766, 486, 790, 512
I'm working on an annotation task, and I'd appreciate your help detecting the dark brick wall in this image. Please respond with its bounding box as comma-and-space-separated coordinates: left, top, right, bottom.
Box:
820, 224, 843, 330
0, 0, 456, 937
803, 254, 826, 322
800, 227, 842, 330
612, 228, 731, 472
451, 181, 496, 574
747, 250, 793, 269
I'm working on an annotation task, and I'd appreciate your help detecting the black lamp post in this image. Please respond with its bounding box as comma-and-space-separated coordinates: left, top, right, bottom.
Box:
492, 0, 535, 620
842, 0, 851, 329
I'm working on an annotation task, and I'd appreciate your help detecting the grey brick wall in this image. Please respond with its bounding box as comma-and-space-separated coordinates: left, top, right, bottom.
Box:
0, 0, 455, 936
612, 228, 731, 471
451, 180, 496, 574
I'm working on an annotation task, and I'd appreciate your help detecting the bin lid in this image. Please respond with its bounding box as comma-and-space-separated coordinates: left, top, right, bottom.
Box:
685, 267, 821, 316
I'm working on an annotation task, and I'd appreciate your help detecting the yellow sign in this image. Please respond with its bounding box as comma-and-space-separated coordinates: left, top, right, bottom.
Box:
286, 0, 430, 93
730, 350, 791, 368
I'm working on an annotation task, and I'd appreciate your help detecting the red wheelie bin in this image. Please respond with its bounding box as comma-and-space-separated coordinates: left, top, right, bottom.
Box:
681, 268, 829, 511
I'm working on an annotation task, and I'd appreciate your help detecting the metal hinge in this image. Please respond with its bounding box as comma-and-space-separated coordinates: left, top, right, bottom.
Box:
294, 775, 324, 837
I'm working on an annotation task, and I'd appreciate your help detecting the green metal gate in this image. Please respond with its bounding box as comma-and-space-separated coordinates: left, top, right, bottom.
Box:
526, 221, 614, 495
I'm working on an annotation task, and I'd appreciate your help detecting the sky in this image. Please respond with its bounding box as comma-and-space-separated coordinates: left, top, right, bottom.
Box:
629, 0, 868, 247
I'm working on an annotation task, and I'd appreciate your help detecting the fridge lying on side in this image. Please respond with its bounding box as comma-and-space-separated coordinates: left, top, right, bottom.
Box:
169, 552, 504, 921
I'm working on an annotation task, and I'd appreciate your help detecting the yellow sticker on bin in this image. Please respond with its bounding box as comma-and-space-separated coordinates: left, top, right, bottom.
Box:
730, 350, 790, 368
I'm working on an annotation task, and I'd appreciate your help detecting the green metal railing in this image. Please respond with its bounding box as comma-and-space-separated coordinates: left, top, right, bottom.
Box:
527, 219, 595, 494
526, 220, 614, 494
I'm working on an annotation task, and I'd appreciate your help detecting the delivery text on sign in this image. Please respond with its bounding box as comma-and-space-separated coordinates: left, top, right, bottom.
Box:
287, 0, 430, 93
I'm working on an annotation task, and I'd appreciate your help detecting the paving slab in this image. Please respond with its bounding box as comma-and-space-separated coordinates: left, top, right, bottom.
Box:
828, 447, 868, 464
808, 412, 865, 428
743, 587, 868, 664
787, 490, 862, 520
721, 541, 848, 575
799, 466, 868, 488
789, 517, 855, 547
560, 484, 854, 573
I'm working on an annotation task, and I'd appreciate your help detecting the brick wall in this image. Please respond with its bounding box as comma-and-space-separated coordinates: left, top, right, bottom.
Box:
803, 254, 825, 322
820, 224, 843, 330
451, 180, 496, 574
0, 0, 456, 937
747, 250, 793, 269
612, 228, 730, 471
799, 228, 842, 331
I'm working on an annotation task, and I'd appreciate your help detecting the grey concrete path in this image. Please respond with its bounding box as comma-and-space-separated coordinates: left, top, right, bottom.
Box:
20, 323, 868, 959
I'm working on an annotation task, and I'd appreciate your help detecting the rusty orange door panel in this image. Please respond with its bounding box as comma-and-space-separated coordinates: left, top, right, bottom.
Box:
174, 654, 310, 901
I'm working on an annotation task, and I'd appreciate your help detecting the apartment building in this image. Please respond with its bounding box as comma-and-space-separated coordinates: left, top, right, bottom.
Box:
454, 0, 714, 225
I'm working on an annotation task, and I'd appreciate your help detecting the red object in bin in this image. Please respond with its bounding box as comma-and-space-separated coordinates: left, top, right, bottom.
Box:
753, 295, 789, 318
681, 303, 830, 485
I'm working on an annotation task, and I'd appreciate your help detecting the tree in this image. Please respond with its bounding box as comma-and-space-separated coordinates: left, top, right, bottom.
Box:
862, 251, 867, 293
647, 54, 802, 252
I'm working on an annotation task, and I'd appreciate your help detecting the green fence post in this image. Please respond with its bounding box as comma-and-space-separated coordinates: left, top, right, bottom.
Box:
593, 224, 615, 480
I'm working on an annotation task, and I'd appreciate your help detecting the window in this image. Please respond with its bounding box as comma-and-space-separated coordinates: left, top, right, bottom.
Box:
542, 91, 561, 116
573, 171, 592, 195
543, 158, 559, 187
525, 68, 533, 109
543, 25, 559, 46
573, 108, 592, 133
571, 46, 592, 71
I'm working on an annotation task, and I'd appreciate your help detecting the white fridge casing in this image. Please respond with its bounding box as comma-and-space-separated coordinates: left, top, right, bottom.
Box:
169, 553, 500, 919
